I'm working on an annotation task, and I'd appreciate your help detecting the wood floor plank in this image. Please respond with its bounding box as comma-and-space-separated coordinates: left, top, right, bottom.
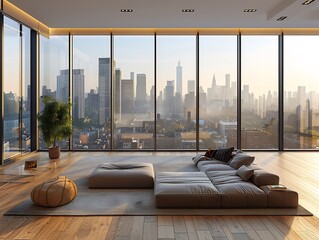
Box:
130, 216, 144, 240
158, 225, 175, 239
172, 216, 187, 233
143, 222, 157, 240
105, 216, 119, 240
175, 232, 189, 240
158, 216, 173, 226
87, 217, 112, 240
193, 217, 209, 231
13, 217, 51, 240
115, 216, 134, 237
197, 230, 213, 240
205, 216, 226, 238
184, 216, 199, 240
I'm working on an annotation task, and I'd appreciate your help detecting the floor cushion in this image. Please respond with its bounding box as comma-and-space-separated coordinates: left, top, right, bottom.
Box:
31, 176, 77, 207
88, 162, 154, 189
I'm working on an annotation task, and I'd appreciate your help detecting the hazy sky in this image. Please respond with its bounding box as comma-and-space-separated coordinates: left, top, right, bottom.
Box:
4, 17, 319, 101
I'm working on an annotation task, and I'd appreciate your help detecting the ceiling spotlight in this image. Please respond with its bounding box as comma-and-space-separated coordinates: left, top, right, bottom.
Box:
182, 9, 195, 12
243, 9, 257, 13
302, 0, 316, 5
277, 16, 288, 21
121, 9, 133, 13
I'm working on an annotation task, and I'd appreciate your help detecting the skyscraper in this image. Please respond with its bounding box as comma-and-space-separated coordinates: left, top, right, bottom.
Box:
98, 58, 111, 125
114, 69, 122, 115
176, 61, 182, 97
56, 69, 69, 102
164, 80, 175, 116
136, 74, 147, 113
121, 79, 134, 114
188, 80, 195, 94
73, 69, 85, 119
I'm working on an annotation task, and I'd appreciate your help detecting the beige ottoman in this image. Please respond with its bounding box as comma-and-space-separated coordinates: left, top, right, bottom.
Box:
88, 162, 154, 189
155, 172, 221, 208
31, 176, 77, 207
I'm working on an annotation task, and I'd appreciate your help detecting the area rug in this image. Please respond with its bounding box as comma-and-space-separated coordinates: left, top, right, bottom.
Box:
5, 156, 313, 216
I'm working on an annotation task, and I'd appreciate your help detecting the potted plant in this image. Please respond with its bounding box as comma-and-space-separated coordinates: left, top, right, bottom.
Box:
37, 96, 72, 159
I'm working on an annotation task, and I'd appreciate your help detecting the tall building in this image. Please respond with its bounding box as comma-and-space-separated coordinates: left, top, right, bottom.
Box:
136, 74, 147, 102
73, 69, 85, 119
136, 74, 147, 112
56, 69, 69, 101
85, 89, 99, 121
176, 61, 182, 97
98, 58, 111, 125
188, 80, 195, 94
164, 80, 175, 116
121, 79, 134, 114
114, 69, 122, 115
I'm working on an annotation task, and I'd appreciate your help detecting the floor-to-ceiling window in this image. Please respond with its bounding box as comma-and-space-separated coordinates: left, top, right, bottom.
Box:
72, 35, 111, 150
3, 17, 31, 160
284, 36, 319, 149
22, 26, 31, 153
113, 35, 154, 149
39, 35, 69, 149
3, 17, 20, 158
156, 35, 196, 149
199, 36, 237, 149
241, 35, 279, 149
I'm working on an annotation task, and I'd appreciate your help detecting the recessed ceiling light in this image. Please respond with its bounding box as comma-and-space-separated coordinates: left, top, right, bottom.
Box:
120, 9, 133, 13
243, 9, 257, 13
182, 9, 195, 13
277, 16, 288, 21
302, 0, 316, 5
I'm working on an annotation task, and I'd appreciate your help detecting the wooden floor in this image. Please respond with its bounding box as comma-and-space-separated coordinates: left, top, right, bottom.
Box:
0, 151, 319, 240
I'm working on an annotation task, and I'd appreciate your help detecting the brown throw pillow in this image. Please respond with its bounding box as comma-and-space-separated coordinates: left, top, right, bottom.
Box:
236, 165, 254, 181
214, 147, 234, 162
204, 149, 216, 158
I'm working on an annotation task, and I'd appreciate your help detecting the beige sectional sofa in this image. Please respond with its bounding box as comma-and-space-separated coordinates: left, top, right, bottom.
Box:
155, 152, 298, 208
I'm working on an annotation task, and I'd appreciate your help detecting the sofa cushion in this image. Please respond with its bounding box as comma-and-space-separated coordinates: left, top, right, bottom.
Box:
199, 164, 234, 172
251, 170, 279, 187
260, 186, 298, 208
236, 165, 254, 181
214, 147, 234, 162
215, 182, 267, 208
155, 172, 220, 208
228, 153, 255, 169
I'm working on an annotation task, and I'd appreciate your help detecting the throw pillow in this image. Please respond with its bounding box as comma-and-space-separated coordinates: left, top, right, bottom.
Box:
214, 147, 234, 162
204, 149, 216, 158
192, 154, 209, 166
229, 152, 255, 169
236, 165, 254, 181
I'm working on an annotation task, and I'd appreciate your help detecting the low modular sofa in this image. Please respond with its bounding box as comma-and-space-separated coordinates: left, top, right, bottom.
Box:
155, 150, 298, 209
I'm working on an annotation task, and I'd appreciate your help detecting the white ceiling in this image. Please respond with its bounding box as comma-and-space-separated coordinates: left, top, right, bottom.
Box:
7, 0, 319, 28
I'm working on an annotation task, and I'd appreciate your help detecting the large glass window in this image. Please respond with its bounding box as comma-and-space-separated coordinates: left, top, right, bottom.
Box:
39, 35, 69, 149
284, 36, 319, 149
3, 17, 20, 159
156, 36, 196, 149
22, 26, 31, 153
113, 36, 154, 149
72, 36, 111, 149
199, 36, 237, 149
241, 36, 279, 149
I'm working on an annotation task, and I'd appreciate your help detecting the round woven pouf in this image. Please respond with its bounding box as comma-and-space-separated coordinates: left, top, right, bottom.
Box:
31, 176, 77, 207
